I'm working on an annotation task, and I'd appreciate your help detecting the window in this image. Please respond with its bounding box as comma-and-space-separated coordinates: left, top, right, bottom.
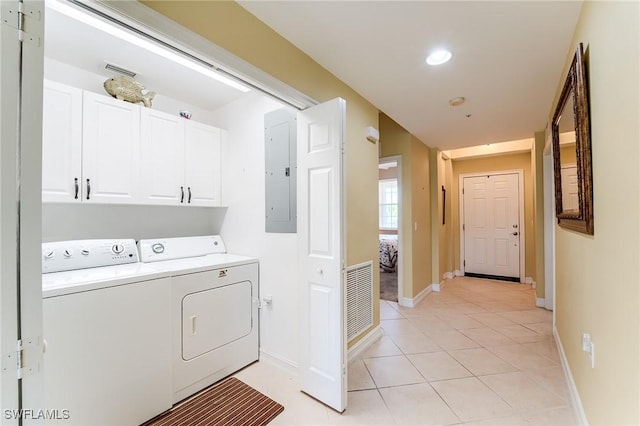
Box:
379, 179, 398, 229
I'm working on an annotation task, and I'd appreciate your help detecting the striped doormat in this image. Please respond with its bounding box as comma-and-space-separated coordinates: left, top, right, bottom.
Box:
144, 377, 284, 426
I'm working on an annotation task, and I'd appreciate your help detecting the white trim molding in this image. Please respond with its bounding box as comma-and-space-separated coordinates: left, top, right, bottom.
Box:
432, 283, 441, 292
347, 326, 383, 362
400, 284, 432, 308
535, 298, 546, 308
259, 348, 298, 378
442, 271, 454, 280
454, 270, 463, 277
553, 327, 588, 425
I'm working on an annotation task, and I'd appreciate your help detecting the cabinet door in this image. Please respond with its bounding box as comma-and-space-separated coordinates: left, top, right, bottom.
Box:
82, 91, 141, 204
140, 109, 186, 204
42, 80, 83, 202
184, 121, 221, 206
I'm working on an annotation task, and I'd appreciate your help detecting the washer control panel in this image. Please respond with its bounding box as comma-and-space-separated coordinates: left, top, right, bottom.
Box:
42, 239, 139, 273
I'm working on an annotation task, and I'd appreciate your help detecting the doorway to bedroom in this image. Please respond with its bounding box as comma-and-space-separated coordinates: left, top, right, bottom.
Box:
379, 158, 402, 303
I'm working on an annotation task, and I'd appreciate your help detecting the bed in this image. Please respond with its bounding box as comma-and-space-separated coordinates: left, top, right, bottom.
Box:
379, 235, 398, 272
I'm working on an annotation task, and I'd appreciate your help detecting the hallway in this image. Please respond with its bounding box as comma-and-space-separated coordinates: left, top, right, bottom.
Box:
235, 277, 576, 425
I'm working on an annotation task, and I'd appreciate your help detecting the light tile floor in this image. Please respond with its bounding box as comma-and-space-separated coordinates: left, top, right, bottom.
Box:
234, 276, 576, 425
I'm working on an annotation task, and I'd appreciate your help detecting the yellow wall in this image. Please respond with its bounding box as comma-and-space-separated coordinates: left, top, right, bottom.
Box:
559, 144, 578, 165
411, 137, 431, 296
379, 113, 432, 300
550, 1, 639, 424
142, 1, 381, 343
451, 153, 535, 279
433, 152, 454, 282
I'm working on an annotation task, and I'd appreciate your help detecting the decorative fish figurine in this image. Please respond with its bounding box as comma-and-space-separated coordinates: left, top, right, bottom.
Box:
103, 76, 156, 108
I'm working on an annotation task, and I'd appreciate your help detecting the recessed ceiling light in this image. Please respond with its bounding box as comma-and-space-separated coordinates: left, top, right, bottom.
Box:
449, 97, 465, 107
426, 49, 452, 66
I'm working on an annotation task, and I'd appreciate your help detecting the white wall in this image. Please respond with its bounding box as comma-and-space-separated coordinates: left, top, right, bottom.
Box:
44, 57, 217, 126
210, 91, 300, 370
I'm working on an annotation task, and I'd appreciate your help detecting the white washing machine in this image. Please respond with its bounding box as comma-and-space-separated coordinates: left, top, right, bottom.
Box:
138, 235, 259, 403
41, 239, 172, 426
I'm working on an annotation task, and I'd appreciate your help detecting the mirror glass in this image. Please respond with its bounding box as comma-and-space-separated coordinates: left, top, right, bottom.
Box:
557, 91, 579, 214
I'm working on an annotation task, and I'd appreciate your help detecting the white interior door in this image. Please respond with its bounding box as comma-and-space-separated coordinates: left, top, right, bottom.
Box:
463, 173, 520, 279
1, 1, 45, 423
297, 98, 346, 412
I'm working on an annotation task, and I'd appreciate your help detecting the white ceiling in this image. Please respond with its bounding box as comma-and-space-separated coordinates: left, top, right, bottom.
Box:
239, 1, 583, 150
44, 5, 248, 112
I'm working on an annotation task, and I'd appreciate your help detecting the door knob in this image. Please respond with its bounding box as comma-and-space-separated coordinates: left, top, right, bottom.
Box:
512, 231, 519, 236
317, 268, 324, 275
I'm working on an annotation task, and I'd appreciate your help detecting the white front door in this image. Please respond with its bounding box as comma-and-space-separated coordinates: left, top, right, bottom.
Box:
297, 98, 346, 412
463, 173, 520, 279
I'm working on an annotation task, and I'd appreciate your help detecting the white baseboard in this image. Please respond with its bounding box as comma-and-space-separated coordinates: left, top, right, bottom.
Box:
400, 284, 432, 307
524, 276, 534, 285
535, 298, 545, 308
348, 326, 383, 362
442, 271, 454, 280
259, 348, 298, 379
553, 327, 588, 425
432, 282, 441, 292
454, 270, 463, 277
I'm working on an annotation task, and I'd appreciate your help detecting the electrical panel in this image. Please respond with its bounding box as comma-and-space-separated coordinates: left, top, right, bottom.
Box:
265, 108, 296, 233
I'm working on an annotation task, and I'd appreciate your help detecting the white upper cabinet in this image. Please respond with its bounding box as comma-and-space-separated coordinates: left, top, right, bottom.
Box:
42, 82, 223, 207
82, 91, 142, 204
140, 108, 186, 205
42, 80, 83, 202
140, 109, 222, 207
184, 121, 222, 207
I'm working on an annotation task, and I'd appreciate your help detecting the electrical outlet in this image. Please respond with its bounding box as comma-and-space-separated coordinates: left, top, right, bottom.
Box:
582, 333, 591, 352
582, 333, 595, 368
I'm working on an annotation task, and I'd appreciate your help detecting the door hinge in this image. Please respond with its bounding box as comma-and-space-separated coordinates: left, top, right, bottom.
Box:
464, 260, 466, 267
463, 224, 465, 231
3, 338, 40, 380
1, 1, 41, 46
462, 187, 464, 195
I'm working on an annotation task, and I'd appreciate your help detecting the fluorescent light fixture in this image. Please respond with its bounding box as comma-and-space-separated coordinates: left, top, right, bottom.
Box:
426, 49, 452, 66
47, 0, 250, 92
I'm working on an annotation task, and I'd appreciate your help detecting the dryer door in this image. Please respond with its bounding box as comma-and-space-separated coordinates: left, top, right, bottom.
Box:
182, 280, 253, 360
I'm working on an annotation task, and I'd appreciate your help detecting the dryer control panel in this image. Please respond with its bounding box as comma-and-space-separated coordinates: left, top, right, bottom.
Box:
42, 239, 139, 273
138, 235, 227, 263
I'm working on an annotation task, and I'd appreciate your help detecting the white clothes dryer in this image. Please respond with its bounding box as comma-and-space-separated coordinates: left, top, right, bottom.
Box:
138, 235, 259, 403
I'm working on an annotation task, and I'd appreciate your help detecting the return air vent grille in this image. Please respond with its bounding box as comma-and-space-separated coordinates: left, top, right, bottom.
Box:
346, 261, 373, 342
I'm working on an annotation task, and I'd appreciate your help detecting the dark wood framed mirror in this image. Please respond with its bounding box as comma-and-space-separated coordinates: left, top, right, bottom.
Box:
552, 43, 593, 235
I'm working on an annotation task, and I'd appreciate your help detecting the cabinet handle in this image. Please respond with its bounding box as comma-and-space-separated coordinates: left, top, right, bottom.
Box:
180, 186, 184, 203
86, 179, 91, 200
188, 187, 192, 204
74, 178, 79, 200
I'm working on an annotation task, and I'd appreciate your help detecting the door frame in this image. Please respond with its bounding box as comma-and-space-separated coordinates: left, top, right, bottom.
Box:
459, 169, 525, 283
378, 155, 403, 304
543, 138, 556, 313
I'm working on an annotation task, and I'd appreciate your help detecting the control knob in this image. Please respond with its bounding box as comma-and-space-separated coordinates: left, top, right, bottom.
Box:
111, 244, 125, 255
63, 249, 73, 258
43, 250, 55, 260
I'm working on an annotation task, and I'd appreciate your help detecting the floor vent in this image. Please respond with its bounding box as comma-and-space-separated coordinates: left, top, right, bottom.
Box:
346, 261, 373, 342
